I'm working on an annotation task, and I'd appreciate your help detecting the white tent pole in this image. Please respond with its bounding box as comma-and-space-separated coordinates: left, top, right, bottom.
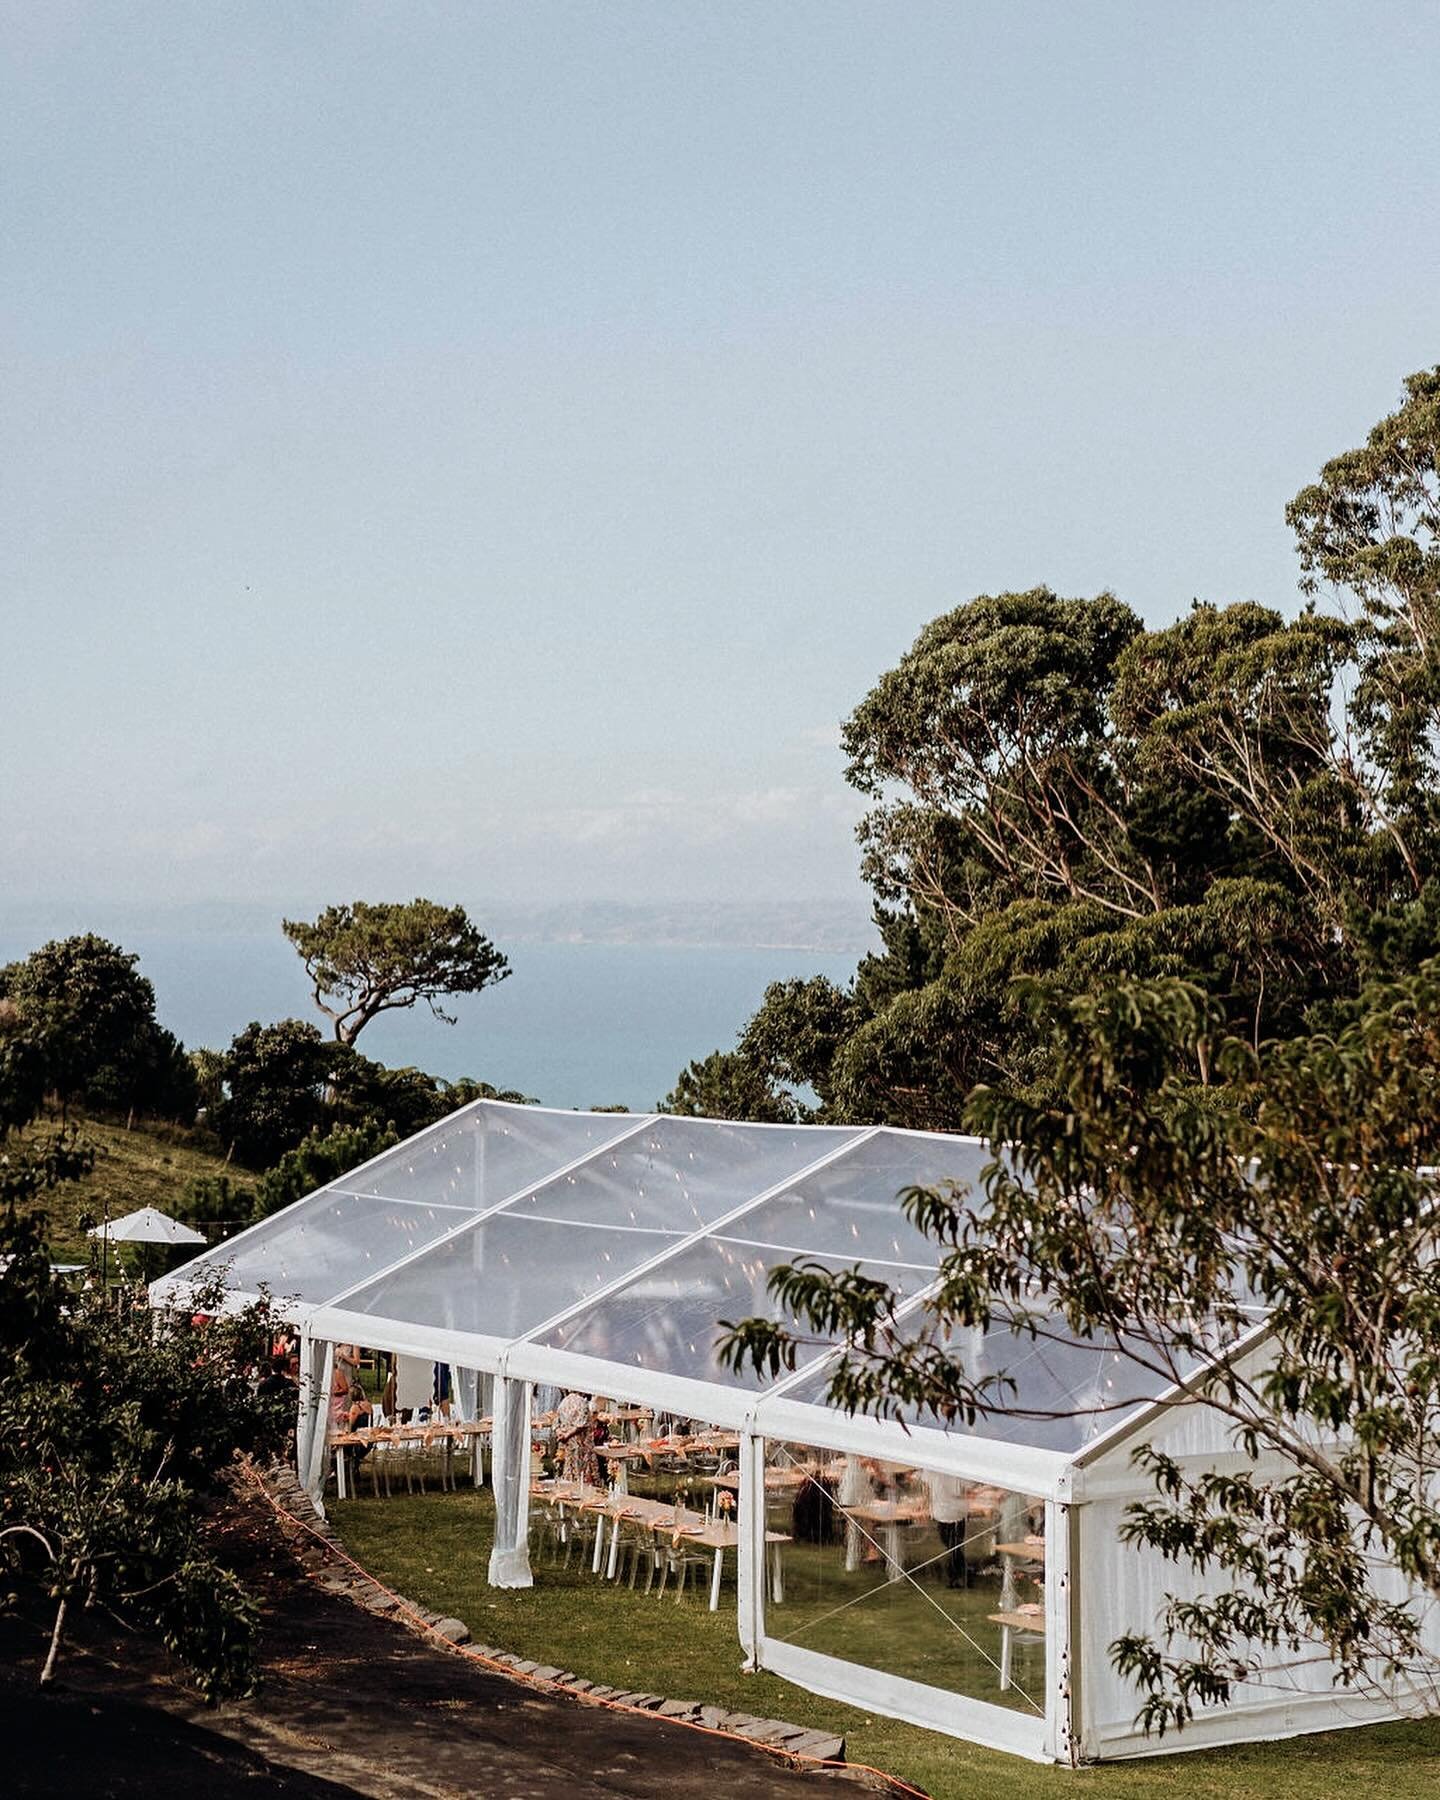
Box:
299, 1337, 333, 1508
294, 1328, 316, 1477
486, 1376, 534, 1588
507, 1128, 882, 1353
737, 1426, 767, 1665
1044, 1495, 1076, 1764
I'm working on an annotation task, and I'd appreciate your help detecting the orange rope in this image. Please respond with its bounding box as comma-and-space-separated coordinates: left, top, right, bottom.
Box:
237, 1458, 930, 1799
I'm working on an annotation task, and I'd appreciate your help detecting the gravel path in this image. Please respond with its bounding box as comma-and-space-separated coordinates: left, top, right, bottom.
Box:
3, 1494, 835, 1799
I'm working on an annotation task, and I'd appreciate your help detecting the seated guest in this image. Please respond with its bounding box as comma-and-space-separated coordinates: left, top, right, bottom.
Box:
345, 1380, 373, 1432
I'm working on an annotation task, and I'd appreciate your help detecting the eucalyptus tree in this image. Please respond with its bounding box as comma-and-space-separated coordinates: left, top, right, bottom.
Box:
722, 960, 1440, 1733
681, 368, 1440, 1130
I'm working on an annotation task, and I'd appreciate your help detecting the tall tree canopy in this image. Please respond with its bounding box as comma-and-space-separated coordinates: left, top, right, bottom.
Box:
716, 366, 1440, 1737
283, 899, 509, 1046
208, 1018, 336, 1168
668, 367, 1440, 1129
0, 934, 194, 1119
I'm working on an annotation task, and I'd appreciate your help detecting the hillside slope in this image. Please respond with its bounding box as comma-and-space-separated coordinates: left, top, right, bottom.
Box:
17, 1114, 249, 1261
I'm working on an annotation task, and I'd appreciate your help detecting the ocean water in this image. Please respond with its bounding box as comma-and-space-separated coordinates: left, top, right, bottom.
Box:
0, 925, 860, 1113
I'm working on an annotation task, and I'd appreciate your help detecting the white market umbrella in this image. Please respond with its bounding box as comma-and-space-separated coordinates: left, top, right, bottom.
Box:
88, 1206, 205, 1246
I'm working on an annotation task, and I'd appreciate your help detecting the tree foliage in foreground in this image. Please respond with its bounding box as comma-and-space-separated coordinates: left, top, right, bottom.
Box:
283, 898, 509, 1046
722, 961, 1440, 1733
0, 1017, 290, 1697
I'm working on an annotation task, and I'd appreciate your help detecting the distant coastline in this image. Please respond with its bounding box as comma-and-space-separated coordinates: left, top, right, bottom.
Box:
0, 920, 865, 1111
1, 896, 878, 958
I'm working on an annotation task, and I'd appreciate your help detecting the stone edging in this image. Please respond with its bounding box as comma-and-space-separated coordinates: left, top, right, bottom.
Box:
249, 1462, 912, 1792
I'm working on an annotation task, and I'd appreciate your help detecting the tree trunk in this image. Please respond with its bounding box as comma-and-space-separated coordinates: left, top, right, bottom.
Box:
39, 1591, 68, 1686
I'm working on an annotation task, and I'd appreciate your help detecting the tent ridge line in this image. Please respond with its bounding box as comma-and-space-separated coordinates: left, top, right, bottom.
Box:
320, 1190, 489, 1213
712, 1232, 938, 1274
498, 1127, 883, 1374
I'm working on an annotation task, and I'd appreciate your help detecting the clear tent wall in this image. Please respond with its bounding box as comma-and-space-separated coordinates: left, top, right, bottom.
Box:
151, 1100, 1431, 1764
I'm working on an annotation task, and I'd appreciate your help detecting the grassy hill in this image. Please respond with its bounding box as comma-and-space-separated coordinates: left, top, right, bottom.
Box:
17, 1112, 250, 1263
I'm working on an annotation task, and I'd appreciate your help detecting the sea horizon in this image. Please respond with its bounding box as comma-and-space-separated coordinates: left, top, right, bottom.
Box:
0, 900, 875, 1113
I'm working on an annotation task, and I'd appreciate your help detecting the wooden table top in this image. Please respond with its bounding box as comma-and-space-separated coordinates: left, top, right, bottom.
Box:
987, 1607, 1046, 1633
622, 1433, 741, 1456
707, 1467, 808, 1491
996, 1538, 1047, 1560
329, 1420, 492, 1447
846, 1499, 930, 1524
531, 1480, 788, 1549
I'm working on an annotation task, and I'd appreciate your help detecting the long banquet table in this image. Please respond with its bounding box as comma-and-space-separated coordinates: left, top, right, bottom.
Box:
530, 1478, 790, 1609
328, 1418, 492, 1499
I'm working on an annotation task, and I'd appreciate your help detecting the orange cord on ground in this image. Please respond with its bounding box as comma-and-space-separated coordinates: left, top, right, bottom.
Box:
238, 1458, 929, 1799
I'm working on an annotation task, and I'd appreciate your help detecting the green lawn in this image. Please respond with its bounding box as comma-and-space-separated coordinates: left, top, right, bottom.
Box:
329, 1484, 1440, 1800
766, 1532, 1046, 1717
17, 1112, 242, 1262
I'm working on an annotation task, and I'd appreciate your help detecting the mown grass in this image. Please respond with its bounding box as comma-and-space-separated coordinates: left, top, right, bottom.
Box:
16, 1111, 244, 1262
330, 1485, 1440, 1800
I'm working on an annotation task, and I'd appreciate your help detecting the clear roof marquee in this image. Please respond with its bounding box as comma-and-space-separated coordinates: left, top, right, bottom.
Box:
155, 1099, 1194, 1455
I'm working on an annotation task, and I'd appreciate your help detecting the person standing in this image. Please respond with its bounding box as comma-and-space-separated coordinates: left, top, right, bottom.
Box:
555, 1390, 600, 1487
328, 1345, 359, 1433
923, 1470, 972, 1588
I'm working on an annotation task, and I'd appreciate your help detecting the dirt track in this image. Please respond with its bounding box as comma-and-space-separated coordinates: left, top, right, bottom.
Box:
2, 1494, 836, 1799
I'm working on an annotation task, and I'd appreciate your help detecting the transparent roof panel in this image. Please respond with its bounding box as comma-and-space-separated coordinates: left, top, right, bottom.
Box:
342, 1102, 640, 1210
201, 1191, 479, 1310
167, 1104, 648, 1308
499, 1116, 861, 1234
337, 1211, 683, 1341
717, 1130, 987, 1270
780, 1313, 1197, 1453
539, 1232, 936, 1391
165, 1107, 1028, 1403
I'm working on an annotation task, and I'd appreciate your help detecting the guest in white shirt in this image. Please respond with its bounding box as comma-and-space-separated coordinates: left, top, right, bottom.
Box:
923, 1470, 971, 1589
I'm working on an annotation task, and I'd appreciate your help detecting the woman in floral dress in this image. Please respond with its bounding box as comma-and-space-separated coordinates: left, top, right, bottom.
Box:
556, 1390, 601, 1487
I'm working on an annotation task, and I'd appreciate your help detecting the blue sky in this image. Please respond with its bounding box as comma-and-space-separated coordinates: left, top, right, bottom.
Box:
4, 2, 1437, 917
